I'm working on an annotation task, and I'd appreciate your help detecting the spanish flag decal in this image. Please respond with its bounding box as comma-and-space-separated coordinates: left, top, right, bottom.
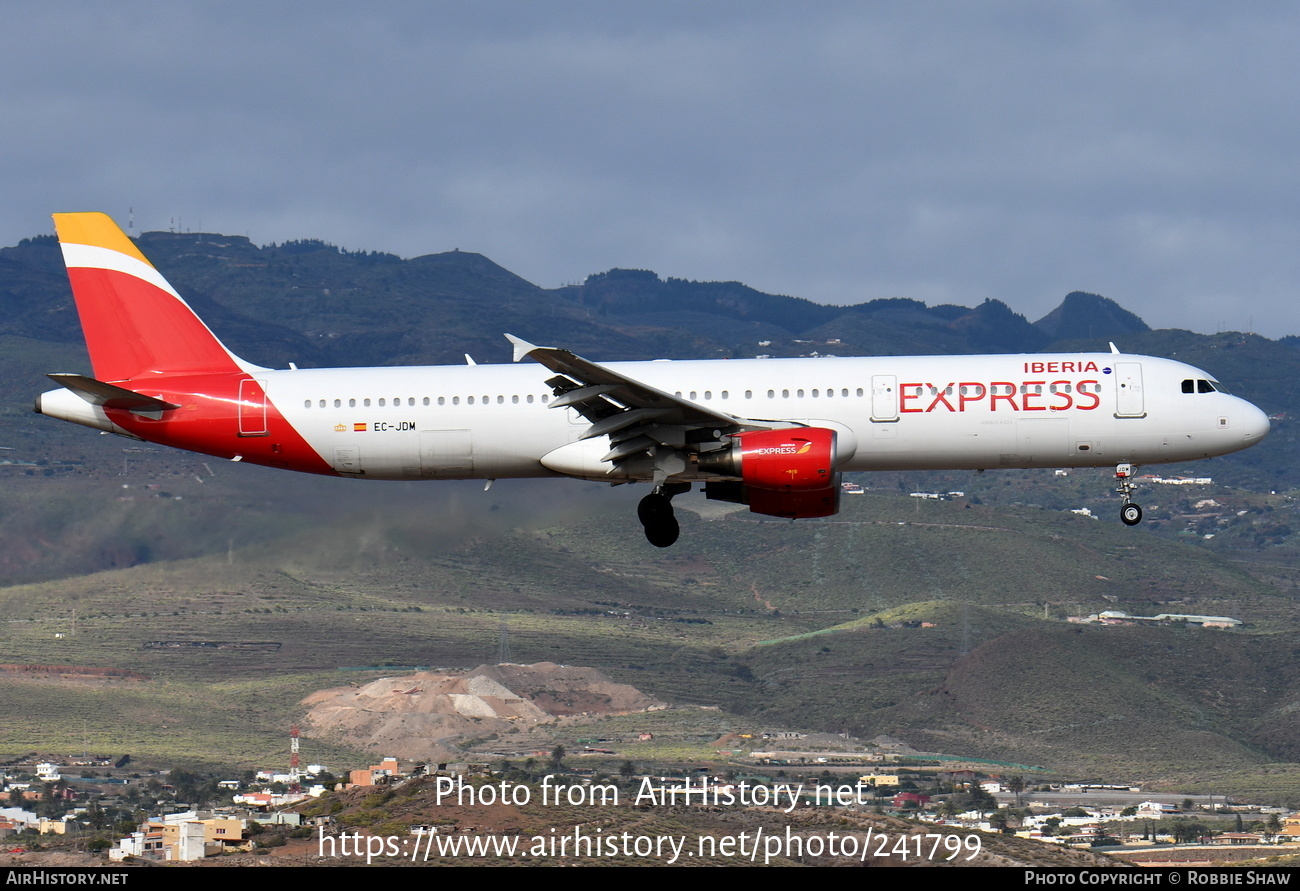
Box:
353, 422, 367, 432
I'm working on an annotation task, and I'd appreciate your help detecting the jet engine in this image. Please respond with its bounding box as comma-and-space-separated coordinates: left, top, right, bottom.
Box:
699, 427, 841, 518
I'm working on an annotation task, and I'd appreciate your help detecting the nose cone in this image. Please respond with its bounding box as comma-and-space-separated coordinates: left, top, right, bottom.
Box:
1240, 399, 1271, 445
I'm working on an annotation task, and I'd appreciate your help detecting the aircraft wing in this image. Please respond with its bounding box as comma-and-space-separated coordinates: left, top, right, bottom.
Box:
506, 334, 781, 471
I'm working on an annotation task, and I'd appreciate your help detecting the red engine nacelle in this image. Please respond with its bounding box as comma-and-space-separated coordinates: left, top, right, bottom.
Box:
729, 427, 836, 489
699, 427, 841, 519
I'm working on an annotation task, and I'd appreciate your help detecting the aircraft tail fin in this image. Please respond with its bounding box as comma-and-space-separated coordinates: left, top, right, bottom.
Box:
52, 213, 251, 382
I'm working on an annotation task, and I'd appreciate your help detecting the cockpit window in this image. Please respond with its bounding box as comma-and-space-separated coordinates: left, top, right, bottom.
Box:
1183, 378, 1229, 395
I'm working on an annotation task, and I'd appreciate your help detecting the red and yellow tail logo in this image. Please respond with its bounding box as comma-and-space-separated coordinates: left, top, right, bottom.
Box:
53, 212, 244, 382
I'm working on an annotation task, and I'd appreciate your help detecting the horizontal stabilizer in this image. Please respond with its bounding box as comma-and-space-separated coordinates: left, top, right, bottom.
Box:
47, 373, 181, 412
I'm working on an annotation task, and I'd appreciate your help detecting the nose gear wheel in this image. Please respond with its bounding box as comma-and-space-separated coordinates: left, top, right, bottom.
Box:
1115, 463, 1143, 526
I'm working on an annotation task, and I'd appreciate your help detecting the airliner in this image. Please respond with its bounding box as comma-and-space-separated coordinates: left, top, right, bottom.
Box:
35, 213, 1271, 547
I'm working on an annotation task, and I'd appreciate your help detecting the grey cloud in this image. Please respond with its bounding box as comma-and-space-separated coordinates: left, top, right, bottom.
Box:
4, 2, 1299, 336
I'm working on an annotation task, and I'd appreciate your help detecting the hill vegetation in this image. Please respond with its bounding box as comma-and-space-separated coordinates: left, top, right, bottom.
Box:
2, 224, 1298, 801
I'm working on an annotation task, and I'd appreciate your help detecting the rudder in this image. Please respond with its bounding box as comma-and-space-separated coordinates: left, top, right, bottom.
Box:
53, 212, 250, 382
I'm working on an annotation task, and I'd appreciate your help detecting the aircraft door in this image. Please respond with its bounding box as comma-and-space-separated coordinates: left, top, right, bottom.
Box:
1114, 362, 1145, 418
332, 446, 362, 474
420, 429, 474, 478
238, 378, 268, 436
871, 375, 898, 422
1016, 419, 1070, 465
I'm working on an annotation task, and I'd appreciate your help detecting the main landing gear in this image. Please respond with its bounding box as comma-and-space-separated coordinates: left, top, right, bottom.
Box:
1115, 463, 1143, 526
638, 482, 690, 548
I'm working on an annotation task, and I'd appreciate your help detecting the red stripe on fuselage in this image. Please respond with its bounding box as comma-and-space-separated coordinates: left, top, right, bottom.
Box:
103, 372, 336, 476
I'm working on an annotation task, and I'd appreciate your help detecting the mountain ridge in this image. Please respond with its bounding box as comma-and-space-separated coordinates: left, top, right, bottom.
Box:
1, 228, 1169, 369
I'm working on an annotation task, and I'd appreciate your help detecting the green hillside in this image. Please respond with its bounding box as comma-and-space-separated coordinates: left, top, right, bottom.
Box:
0, 463, 1297, 795
2, 224, 1298, 801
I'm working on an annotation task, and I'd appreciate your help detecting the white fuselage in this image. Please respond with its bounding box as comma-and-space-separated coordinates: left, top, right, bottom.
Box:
249, 351, 1268, 481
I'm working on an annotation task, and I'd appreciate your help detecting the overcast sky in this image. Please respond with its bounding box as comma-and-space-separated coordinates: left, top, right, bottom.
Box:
5, 2, 1299, 337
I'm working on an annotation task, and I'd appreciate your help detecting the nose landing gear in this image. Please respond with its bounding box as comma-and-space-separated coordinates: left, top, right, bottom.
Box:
1115, 463, 1143, 526
638, 482, 690, 547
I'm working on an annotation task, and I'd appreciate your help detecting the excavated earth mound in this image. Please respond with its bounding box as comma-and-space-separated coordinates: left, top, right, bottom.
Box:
303, 662, 664, 761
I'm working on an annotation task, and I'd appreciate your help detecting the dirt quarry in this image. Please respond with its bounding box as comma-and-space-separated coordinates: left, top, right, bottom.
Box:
302, 662, 664, 761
